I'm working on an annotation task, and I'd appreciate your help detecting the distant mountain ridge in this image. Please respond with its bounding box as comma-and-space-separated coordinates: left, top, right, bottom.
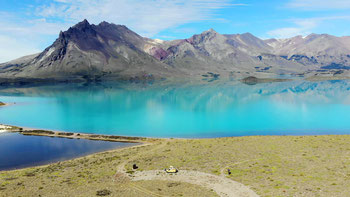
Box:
1, 19, 350, 83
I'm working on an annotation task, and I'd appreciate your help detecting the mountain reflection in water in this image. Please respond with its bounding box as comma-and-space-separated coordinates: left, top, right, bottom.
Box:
0, 80, 350, 138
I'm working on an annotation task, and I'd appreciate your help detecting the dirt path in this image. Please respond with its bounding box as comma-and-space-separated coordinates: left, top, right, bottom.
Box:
114, 140, 259, 197
129, 170, 259, 197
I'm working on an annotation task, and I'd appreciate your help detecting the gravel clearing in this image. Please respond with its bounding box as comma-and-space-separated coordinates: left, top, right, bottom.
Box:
129, 170, 259, 197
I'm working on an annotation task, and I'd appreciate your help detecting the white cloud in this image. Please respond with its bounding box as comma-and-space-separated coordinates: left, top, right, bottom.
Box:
0, 35, 41, 63
268, 28, 310, 39
1, 18, 69, 36
35, 0, 237, 37
267, 16, 350, 38
287, 0, 350, 10
267, 18, 319, 38
0, 14, 71, 63
278, 1, 350, 38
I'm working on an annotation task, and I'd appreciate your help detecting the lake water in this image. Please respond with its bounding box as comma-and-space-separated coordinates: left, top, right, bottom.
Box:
1, 80, 350, 138
0, 132, 135, 171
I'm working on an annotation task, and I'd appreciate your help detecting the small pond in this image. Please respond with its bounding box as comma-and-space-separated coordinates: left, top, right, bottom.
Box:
0, 132, 136, 171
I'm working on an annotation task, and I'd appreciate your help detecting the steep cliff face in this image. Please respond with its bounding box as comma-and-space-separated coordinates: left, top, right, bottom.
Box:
1, 20, 350, 82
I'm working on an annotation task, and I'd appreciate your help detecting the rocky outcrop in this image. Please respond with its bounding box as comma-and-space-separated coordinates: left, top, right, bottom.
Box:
241, 76, 290, 85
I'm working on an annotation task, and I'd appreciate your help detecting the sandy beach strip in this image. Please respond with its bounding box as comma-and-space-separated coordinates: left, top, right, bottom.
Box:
0, 124, 13, 133
0, 123, 150, 144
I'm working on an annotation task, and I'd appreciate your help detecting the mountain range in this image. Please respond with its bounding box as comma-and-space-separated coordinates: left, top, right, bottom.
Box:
1, 19, 350, 83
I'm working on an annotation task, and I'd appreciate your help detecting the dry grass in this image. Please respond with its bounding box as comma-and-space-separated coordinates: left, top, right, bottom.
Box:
0, 142, 217, 197
127, 135, 350, 197
1, 135, 350, 196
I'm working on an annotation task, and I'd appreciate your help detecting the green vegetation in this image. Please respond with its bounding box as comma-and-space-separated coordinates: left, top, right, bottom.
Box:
57, 132, 75, 136
20, 130, 55, 135
1, 135, 350, 196
9, 129, 148, 143
96, 189, 111, 196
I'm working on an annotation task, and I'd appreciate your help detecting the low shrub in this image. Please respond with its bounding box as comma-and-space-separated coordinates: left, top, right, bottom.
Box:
96, 189, 111, 196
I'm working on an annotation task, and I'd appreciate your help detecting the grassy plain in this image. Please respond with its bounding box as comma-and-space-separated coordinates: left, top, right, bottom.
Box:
1, 135, 350, 196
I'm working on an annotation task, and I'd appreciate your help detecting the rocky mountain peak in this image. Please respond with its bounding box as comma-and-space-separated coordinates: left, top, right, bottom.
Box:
65, 19, 95, 36
73, 19, 90, 29
98, 21, 110, 26
34, 19, 102, 64
241, 32, 254, 37
186, 28, 219, 45
206, 28, 217, 33
202, 28, 218, 37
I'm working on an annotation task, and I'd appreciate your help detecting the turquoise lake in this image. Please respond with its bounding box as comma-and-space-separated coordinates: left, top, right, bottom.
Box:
1, 80, 350, 138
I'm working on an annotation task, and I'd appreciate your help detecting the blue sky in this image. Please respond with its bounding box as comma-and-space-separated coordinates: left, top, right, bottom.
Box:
1, 0, 350, 62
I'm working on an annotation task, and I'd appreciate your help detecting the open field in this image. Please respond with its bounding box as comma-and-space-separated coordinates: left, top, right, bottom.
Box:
1, 132, 350, 196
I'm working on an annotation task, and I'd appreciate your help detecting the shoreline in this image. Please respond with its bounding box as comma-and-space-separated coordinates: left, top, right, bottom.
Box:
0, 140, 148, 173
2, 125, 350, 196
0, 124, 150, 144
0, 123, 153, 172
0, 102, 18, 107
3, 123, 350, 140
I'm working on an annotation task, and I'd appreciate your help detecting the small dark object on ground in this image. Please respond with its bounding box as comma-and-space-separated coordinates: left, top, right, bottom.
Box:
126, 170, 135, 174
96, 189, 111, 196
24, 172, 36, 177
132, 164, 138, 170
227, 169, 231, 175
4, 177, 17, 181
167, 182, 181, 187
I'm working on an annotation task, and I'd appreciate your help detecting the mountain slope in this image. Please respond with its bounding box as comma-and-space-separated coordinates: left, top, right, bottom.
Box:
1, 20, 350, 82
0, 20, 179, 81
265, 34, 350, 69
